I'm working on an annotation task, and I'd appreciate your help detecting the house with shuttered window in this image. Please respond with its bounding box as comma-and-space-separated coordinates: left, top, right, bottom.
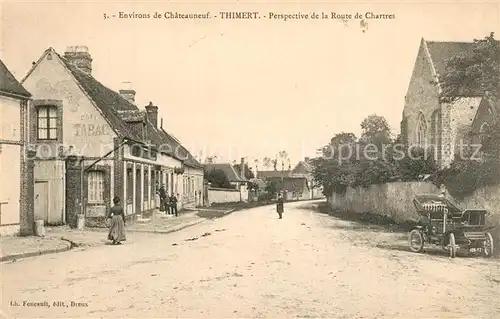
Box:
21, 46, 204, 227
0, 58, 34, 236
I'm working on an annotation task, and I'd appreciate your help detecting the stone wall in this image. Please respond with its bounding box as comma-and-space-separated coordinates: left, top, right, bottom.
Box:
329, 182, 439, 222
328, 182, 500, 247
207, 187, 241, 205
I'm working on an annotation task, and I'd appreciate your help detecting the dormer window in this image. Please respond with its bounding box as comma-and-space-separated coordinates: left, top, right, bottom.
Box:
37, 105, 58, 140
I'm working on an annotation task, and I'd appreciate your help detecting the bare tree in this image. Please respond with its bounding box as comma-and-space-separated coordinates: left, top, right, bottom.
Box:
278, 150, 289, 171
204, 155, 217, 164
262, 157, 272, 168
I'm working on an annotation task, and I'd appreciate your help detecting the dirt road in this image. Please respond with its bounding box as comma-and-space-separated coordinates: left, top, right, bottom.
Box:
1, 201, 499, 318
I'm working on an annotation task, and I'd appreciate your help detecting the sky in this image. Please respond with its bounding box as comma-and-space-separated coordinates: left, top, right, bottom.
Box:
1, 1, 499, 168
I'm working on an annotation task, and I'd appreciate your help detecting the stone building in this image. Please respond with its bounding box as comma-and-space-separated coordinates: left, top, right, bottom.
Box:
21, 46, 204, 227
401, 38, 496, 168
0, 59, 34, 236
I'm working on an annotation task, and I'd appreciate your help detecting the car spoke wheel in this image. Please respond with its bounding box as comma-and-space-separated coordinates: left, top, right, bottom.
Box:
449, 233, 457, 258
409, 229, 424, 253
483, 232, 494, 258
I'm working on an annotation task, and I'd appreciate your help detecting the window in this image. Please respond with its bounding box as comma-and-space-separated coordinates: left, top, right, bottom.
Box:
37, 106, 58, 140
416, 113, 427, 147
479, 122, 489, 145
430, 111, 440, 146
88, 171, 105, 203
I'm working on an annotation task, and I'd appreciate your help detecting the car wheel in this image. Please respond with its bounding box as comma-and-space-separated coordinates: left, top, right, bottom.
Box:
409, 229, 424, 253
483, 232, 494, 258
449, 233, 457, 258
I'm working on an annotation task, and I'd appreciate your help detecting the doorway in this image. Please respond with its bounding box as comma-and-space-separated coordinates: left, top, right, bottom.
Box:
34, 181, 49, 222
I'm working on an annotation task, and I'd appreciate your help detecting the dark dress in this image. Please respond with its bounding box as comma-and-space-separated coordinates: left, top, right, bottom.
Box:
277, 198, 284, 218
159, 187, 167, 212
108, 205, 126, 243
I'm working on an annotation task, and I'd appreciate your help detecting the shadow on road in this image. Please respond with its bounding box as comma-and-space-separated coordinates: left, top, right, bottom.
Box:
313, 202, 500, 260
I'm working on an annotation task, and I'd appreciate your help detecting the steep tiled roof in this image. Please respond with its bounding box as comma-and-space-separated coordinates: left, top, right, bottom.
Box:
250, 178, 267, 189
0, 59, 31, 98
204, 163, 247, 182
425, 41, 475, 76
257, 170, 291, 179
51, 49, 201, 168
158, 127, 202, 168
266, 176, 308, 192
59, 55, 142, 141
118, 110, 146, 122
290, 161, 313, 175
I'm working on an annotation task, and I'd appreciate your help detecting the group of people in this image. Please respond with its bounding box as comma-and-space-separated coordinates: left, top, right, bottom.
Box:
157, 185, 179, 217
106, 190, 285, 246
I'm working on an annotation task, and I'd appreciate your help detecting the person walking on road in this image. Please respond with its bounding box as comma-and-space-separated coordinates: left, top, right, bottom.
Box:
107, 196, 126, 245
277, 193, 284, 219
170, 193, 179, 217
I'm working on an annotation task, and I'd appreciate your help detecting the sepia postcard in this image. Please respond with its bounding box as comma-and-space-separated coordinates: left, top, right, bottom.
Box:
1, 0, 499, 318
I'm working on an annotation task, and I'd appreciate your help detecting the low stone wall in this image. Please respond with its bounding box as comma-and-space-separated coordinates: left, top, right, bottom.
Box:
208, 187, 241, 205
328, 182, 500, 248
329, 182, 439, 222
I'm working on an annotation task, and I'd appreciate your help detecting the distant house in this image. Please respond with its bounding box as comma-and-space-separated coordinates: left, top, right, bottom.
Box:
0, 58, 33, 236
203, 160, 249, 204
401, 38, 498, 168
21, 46, 203, 227
204, 161, 248, 189
257, 158, 323, 200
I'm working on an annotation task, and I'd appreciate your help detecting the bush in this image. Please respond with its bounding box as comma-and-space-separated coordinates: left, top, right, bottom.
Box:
435, 157, 500, 198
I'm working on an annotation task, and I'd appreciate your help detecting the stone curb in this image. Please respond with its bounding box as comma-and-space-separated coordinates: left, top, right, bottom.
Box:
125, 218, 210, 234
0, 241, 72, 263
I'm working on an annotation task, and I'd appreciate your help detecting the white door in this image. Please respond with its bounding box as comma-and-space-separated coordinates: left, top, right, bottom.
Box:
34, 181, 48, 222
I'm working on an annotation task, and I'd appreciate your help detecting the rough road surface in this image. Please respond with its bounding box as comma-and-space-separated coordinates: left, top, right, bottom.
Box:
1, 201, 499, 318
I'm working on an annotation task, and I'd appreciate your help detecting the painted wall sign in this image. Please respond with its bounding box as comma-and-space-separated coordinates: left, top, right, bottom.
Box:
80, 114, 98, 121
73, 123, 110, 136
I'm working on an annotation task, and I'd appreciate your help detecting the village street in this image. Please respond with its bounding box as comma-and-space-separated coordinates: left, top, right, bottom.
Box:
1, 201, 499, 319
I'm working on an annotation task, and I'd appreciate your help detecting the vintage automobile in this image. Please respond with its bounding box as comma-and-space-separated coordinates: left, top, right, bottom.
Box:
409, 194, 495, 258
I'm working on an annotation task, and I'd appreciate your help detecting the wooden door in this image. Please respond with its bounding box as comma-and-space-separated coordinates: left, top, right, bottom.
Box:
34, 181, 48, 222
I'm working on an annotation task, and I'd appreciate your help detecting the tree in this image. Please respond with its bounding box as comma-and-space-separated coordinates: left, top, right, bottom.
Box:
278, 150, 289, 170
204, 155, 217, 164
204, 169, 232, 189
265, 180, 278, 198
360, 114, 392, 147
439, 32, 499, 101
262, 157, 272, 169
323, 132, 358, 159
254, 158, 259, 172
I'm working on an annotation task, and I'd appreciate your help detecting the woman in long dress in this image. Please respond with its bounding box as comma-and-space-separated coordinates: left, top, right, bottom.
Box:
108, 196, 126, 245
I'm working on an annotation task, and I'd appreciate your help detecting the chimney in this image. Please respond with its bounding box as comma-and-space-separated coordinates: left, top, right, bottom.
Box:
160, 118, 163, 129
119, 89, 136, 103
119, 82, 136, 103
240, 157, 245, 179
64, 46, 92, 74
145, 101, 158, 128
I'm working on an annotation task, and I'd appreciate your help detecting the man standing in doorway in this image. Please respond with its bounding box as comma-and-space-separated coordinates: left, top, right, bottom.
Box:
170, 193, 179, 217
